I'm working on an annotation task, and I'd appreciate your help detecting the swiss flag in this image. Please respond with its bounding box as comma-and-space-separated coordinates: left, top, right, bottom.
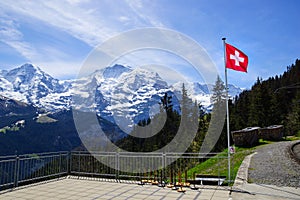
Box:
225, 43, 248, 72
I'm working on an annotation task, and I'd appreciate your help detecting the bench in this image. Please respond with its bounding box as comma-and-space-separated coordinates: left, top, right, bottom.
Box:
195, 175, 226, 186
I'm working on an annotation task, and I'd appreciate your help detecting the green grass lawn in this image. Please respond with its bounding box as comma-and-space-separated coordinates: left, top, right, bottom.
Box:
186, 147, 255, 185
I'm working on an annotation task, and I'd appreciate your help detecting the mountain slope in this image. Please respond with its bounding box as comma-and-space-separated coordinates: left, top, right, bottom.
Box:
0, 95, 37, 118
0, 109, 82, 155
72, 66, 172, 131
0, 63, 69, 110
0, 63, 243, 123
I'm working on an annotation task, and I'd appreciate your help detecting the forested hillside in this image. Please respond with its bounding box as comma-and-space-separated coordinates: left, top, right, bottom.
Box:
230, 59, 300, 136
117, 59, 300, 153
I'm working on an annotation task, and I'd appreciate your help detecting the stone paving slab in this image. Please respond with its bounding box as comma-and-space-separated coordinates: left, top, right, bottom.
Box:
0, 177, 231, 200
1, 176, 299, 199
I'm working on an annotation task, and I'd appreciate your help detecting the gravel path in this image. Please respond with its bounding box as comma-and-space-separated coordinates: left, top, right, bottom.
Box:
248, 140, 300, 188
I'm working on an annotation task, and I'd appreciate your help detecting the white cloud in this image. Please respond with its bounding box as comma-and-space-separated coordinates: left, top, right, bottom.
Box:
66, 0, 91, 5
0, 1, 111, 57
5, 40, 36, 60
0, 17, 37, 60
0, 0, 218, 86
0, 0, 166, 48
125, 0, 164, 27
0, 0, 169, 77
118, 16, 130, 23
0, 18, 22, 39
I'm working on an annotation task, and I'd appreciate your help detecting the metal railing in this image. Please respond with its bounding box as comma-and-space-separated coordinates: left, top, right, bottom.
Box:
0, 152, 68, 190
70, 151, 118, 179
69, 151, 228, 184
1, 151, 229, 191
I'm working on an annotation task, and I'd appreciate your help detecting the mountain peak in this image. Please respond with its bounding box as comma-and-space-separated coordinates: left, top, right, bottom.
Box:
102, 64, 132, 79
21, 63, 36, 68
19, 63, 41, 73
5, 63, 44, 79
0, 63, 66, 108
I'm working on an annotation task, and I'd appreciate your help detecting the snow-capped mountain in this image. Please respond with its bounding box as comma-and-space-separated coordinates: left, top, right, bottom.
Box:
102, 64, 132, 79
0, 63, 71, 110
72, 65, 172, 130
0, 63, 243, 126
227, 84, 243, 98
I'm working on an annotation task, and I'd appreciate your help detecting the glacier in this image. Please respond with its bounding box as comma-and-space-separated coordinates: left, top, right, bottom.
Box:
0, 63, 243, 127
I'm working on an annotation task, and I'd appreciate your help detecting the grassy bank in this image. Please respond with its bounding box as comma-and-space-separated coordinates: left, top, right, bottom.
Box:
186, 147, 255, 185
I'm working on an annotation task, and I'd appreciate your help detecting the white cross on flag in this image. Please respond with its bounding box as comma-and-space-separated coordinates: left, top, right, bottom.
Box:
225, 43, 248, 72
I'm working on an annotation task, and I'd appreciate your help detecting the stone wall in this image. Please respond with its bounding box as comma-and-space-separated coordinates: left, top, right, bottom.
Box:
259, 125, 284, 141
232, 125, 284, 147
232, 127, 260, 147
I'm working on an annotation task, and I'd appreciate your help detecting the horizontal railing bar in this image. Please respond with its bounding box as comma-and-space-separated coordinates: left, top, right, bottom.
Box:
0, 159, 16, 163
19, 154, 63, 161
118, 175, 140, 178
20, 151, 69, 157
2, 151, 221, 158
0, 182, 14, 187
71, 171, 116, 177
118, 155, 162, 158
71, 151, 116, 155
166, 156, 227, 159
0, 156, 17, 160
0, 151, 68, 159
70, 151, 220, 156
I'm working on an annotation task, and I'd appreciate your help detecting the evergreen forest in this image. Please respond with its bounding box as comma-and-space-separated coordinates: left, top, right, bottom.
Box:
117, 59, 300, 153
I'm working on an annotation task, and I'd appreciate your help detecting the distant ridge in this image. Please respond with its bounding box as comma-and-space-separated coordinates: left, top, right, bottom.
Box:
0, 63, 243, 122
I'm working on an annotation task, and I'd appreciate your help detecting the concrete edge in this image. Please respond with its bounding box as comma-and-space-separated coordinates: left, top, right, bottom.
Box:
233, 152, 257, 188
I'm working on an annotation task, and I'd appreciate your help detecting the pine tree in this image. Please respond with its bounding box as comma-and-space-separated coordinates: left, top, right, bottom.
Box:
188, 103, 210, 153
201, 76, 227, 152
178, 83, 199, 152
286, 92, 300, 136
248, 77, 264, 127
211, 76, 226, 106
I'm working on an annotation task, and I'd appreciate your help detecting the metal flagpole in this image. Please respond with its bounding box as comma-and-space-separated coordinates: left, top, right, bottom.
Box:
222, 37, 231, 186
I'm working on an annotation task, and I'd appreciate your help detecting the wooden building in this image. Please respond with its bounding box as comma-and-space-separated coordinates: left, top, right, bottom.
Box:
231, 127, 260, 147
259, 125, 284, 141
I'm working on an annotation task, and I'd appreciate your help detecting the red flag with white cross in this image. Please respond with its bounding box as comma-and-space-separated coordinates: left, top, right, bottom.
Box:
225, 43, 248, 72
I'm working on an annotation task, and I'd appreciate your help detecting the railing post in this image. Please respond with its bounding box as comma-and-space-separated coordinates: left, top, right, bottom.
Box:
78, 152, 81, 178
59, 152, 62, 176
14, 155, 20, 188
68, 151, 71, 175
115, 152, 119, 182
162, 153, 166, 182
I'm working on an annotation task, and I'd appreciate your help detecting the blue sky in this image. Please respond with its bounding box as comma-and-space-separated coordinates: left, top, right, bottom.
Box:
0, 0, 299, 88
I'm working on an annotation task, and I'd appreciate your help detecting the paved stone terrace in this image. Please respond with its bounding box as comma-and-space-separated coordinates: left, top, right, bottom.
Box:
1, 177, 231, 200
1, 176, 300, 200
